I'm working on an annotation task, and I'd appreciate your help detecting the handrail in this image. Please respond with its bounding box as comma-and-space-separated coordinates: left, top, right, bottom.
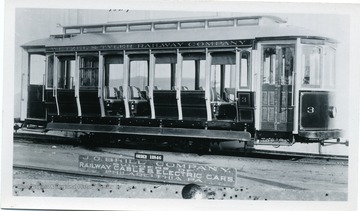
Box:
42, 74, 45, 102
291, 71, 296, 106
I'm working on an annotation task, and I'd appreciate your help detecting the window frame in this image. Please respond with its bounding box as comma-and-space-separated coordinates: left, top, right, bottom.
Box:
180, 52, 206, 91
78, 54, 99, 89
300, 45, 323, 89
239, 50, 251, 89
104, 54, 125, 100
56, 55, 76, 90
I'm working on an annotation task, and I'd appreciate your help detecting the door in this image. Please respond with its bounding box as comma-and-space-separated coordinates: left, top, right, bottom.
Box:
260, 45, 294, 131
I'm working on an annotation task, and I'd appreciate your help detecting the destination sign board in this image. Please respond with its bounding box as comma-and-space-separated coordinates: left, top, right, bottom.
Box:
78, 155, 236, 187
46, 39, 253, 52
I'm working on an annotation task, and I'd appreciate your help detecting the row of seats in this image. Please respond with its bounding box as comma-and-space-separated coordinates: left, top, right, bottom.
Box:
106, 86, 235, 102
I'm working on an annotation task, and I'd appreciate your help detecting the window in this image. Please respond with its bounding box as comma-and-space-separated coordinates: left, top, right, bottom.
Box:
105, 25, 127, 33
129, 24, 152, 31
47, 55, 54, 88
65, 28, 81, 34
262, 46, 294, 86
281, 48, 295, 85
105, 55, 124, 99
155, 64, 173, 90
154, 22, 178, 30
263, 48, 276, 85
180, 21, 205, 29
80, 56, 98, 88
83, 27, 103, 34
57, 56, 75, 89
182, 52, 206, 90
302, 46, 322, 87
323, 46, 336, 88
210, 52, 236, 101
30, 54, 45, 85
130, 60, 148, 91
240, 51, 250, 88
154, 54, 177, 90
208, 19, 234, 28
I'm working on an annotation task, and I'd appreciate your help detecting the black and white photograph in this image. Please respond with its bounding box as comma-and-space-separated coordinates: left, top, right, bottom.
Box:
1, 0, 359, 210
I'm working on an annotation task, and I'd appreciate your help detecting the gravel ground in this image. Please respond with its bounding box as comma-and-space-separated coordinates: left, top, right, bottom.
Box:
13, 168, 346, 200
12, 139, 348, 200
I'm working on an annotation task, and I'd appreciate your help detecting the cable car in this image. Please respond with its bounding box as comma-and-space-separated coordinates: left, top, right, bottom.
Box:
19, 15, 342, 148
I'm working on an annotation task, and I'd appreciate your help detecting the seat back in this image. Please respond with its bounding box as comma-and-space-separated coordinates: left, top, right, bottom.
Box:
181, 90, 207, 120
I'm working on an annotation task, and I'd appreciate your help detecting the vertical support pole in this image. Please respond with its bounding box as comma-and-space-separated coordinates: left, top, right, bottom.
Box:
171, 63, 176, 89
276, 46, 282, 114
293, 38, 301, 134
20, 49, 29, 121
53, 53, 60, 115
42, 74, 45, 102
220, 65, 225, 100
123, 51, 130, 118
44, 55, 48, 101
205, 48, 212, 121
254, 43, 261, 130
149, 50, 156, 119
176, 49, 183, 120
195, 60, 200, 90
98, 51, 105, 117
75, 52, 82, 116
235, 48, 240, 100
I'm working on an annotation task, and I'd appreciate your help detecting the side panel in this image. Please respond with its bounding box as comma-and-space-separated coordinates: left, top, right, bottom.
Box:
237, 91, 255, 123
299, 91, 334, 130
27, 85, 46, 119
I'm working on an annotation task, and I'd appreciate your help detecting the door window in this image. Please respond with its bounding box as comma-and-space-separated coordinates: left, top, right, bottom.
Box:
262, 46, 294, 85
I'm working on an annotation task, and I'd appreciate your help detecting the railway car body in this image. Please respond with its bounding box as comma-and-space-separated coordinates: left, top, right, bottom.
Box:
19, 15, 342, 147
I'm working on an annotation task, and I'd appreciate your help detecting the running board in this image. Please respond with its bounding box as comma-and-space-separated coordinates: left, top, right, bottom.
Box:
46, 123, 251, 141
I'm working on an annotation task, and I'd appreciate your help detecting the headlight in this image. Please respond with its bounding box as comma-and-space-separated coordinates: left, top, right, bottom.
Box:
328, 106, 337, 118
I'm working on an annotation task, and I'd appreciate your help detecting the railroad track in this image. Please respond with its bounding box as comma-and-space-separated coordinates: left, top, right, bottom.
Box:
13, 131, 348, 162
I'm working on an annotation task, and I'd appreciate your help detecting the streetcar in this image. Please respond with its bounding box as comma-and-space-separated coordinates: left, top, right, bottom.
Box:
19, 15, 343, 149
